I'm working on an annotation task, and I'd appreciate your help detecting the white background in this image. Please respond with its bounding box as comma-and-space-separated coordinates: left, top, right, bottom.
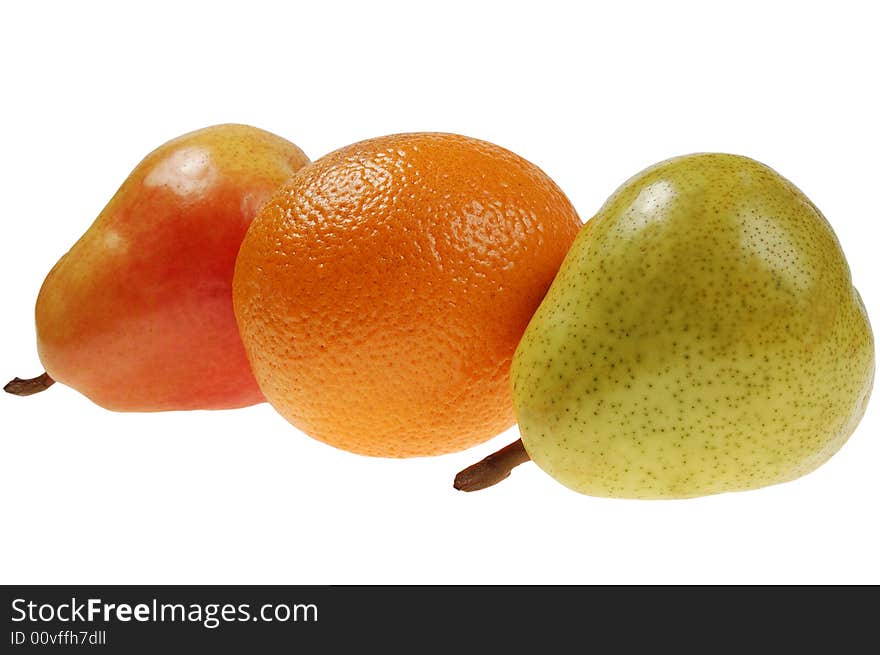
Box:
1, 1, 878, 584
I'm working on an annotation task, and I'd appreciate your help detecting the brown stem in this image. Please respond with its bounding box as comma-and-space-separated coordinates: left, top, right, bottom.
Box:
454, 438, 531, 492
4, 372, 55, 396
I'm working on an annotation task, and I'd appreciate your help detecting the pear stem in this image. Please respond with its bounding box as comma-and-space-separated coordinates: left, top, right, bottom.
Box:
4, 372, 55, 396
454, 438, 531, 492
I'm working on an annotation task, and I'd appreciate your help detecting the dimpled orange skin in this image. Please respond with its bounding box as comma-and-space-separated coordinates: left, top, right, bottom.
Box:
233, 133, 582, 457
36, 124, 309, 411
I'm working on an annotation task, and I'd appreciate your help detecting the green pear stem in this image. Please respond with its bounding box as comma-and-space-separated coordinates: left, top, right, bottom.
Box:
454, 438, 531, 492
4, 372, 55, 396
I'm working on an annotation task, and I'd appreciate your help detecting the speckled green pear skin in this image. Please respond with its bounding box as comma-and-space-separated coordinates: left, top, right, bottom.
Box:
512, 154, 874, 499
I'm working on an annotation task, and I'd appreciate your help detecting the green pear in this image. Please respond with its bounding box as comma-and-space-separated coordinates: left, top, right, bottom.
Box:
511, 153, 874, 499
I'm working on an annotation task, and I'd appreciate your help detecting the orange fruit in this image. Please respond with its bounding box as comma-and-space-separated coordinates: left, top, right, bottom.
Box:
233, 133, 581, 457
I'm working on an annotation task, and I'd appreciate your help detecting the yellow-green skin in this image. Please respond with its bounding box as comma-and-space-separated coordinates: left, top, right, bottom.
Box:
512, 153, 874, 499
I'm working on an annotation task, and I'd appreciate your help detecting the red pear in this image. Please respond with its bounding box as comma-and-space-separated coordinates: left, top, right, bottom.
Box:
7, 124, 309, 410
